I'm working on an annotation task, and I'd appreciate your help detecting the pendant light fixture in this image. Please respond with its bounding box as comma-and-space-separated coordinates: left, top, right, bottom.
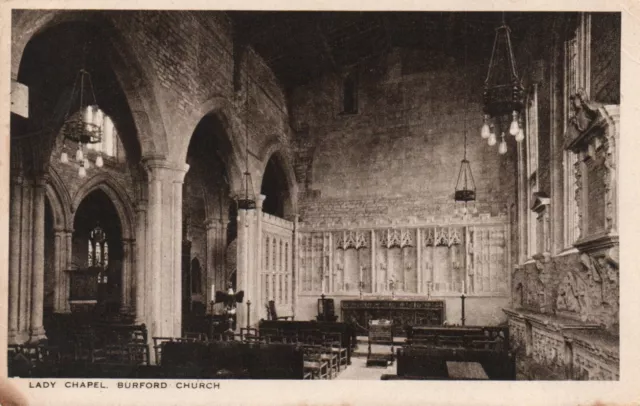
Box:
454, 18, 477, 216
481, 12, 525, 155
237, 61, 256, 211
59, 34, 110, 178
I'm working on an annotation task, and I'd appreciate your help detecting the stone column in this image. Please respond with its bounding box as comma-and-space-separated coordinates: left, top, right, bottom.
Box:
63, 231, 73, 313
19, 181, 33, 338
235, 208, 249, 329
134, 201, 147, 324
205, 218, 227, 313
53, 228, 63, 313
255, 195, 265, 319
205, 220, 216, 311
416, 228, 422, 294
292, 215, 299, 319
121, 238, 134, 315
142, 158, 189, 344
29, 176, 47, 342
8, 174, 24, 344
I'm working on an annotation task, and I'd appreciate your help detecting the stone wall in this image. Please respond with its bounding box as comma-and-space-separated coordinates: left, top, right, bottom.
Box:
12, 9, 293, 183
291, 48, 517, 225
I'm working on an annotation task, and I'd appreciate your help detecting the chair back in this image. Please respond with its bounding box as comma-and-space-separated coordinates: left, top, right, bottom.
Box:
268, 300, 278, 320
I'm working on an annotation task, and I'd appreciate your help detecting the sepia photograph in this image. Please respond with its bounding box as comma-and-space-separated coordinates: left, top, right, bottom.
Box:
1, 2, 635, 405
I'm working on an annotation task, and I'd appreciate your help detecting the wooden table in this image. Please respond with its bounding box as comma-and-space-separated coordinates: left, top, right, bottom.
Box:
446, 361, 489, 380
341, 299, 445, 336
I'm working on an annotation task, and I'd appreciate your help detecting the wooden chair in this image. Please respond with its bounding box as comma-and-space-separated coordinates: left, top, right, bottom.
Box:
367, 319, 394, 367
267, 300, 294, 321
301, 344, 330, 379
73, 330, 107, 364
324, 332, 348, 372
152, 337, 175, 365
240, 328, 260, 343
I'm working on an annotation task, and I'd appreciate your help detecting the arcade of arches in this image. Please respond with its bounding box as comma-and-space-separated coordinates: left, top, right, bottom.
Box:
8, 10, 620, 380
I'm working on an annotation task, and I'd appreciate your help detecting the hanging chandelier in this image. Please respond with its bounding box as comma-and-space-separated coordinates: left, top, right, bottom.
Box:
59, 43, 110, 178
480, 14, 525, 155
455, 34, 477, 217
236, 68, 256, 211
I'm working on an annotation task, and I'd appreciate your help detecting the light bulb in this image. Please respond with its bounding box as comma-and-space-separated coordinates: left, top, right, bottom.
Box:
498, 134, 507, 155
79, 166, 87, 178
515, 127, 525, 142
76, 147, 84, 162
481, 123, 490, 139
488, 131, 497, 146
509, 111, 519, 136
472, 205, 479, 214
509, 120, 519, 136
93, 107, 104, 128
83, 158, 90, 169
60, 151, 68, 164
83, 105, 93, 124
462, 205, 468, 215
95, 155, 104, 168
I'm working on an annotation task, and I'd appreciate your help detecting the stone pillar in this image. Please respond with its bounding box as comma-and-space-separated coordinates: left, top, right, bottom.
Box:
142, 158, 189, 345
292, 215, 299, 319
134, 201, 147, 324
235, 208, 249, 329
8, 174, 24, 344
255, 195, 265, 320
205, 220, 216, 311
235, 205, 260, 329
29, 176, 47, 342
205, 218, 228, 313
53, 228, 63, 313
52, 227, 72, 314
416, 228, 422, 294
19, 181, 33, 338
63, 231, 72, 313
121, 238, 134, 314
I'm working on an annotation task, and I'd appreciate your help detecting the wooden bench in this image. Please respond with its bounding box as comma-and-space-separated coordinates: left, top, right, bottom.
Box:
160, 340, 305, 379
396, 346, 516, 380
367, 320, 394, 367
258, 320, 356, 364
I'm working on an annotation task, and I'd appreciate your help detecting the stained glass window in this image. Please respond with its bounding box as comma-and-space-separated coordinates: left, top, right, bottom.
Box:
88, 223, 109, 270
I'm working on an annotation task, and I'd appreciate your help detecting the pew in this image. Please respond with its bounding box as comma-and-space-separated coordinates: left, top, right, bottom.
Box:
160, 340, 305, 379
396, 346, 516, 380
258, 320, 356, 364
405, 325, 509, 351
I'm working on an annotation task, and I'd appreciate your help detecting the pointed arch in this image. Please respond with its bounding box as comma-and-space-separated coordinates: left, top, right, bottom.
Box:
45, 166, 73, 230
181, 96, 246, 194
71, 173, 135, 240
259, 138, 299, 217
12, 10, 169, 162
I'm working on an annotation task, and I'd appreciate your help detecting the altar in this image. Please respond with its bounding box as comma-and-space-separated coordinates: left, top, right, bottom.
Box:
341, 299, 445, 336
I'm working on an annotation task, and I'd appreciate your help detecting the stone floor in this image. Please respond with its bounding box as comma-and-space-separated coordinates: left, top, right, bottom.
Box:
335, 357, 396, 380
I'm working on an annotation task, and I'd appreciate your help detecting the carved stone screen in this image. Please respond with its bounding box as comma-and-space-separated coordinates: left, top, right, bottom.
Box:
261, 214, 294, 314
585, 154, 607, 235
298, 218, 509, 297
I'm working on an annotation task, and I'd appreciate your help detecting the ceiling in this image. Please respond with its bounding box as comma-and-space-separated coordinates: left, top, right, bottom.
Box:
226, 11, 553, 91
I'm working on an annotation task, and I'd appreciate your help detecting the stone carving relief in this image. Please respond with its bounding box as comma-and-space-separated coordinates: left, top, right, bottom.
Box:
380, 229, 413, 249
568, 89, 602, 133
555, 272, 588, 317
423, 227, 462, 247
336, 230, 368, 250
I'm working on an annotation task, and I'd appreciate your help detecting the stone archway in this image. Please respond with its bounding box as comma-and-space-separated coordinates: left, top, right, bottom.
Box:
259, 141, 299, 219
11, 11, 170, 174
71, 175, 136, 316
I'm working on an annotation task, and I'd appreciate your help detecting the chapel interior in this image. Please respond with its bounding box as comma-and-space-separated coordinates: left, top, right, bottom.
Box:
7, 10, 620, 381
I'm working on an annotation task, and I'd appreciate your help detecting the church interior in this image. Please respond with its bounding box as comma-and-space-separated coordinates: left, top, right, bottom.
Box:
7, 10, 620, 381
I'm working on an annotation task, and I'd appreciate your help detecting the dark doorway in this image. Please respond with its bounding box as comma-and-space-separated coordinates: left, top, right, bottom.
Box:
72, 189, 123, 319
